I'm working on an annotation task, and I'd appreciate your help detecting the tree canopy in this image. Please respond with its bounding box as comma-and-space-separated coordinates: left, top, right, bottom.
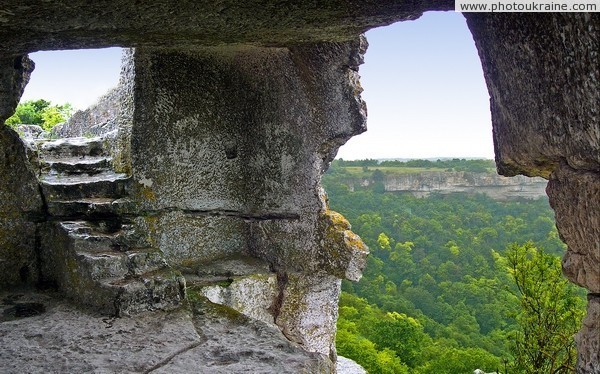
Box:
4, 99, 73, 131
322, 165, 586, 373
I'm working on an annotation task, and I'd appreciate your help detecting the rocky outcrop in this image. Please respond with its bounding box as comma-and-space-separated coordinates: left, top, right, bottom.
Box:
0, 56, 40, 287
122, 42, 370, 359
347, 171, 547, 200
52, 86, 120, 138
337, 356, 367, 374
0, 127, 43, 287
0, 1, 455, 54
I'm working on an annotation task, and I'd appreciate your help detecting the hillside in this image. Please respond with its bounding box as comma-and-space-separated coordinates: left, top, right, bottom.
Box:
329, 159, 547, 200
323, 159, 586, 373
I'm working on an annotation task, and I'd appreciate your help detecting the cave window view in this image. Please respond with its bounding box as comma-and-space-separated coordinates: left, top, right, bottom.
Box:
325, 12, 587, 374
1, 8, 595, 374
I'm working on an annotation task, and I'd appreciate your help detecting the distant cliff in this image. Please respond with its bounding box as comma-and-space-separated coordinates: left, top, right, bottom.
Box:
343, 171, 548, 200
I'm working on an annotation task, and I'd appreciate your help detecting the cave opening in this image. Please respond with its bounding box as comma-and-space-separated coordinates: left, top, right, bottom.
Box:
327, 11, 588, 374
0, 9, 593, 373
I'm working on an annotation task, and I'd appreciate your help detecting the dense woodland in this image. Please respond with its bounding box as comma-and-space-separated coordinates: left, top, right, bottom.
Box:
323, 160, 586, 374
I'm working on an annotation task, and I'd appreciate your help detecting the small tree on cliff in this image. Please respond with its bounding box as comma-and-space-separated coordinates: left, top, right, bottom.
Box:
504, 242, 585, 373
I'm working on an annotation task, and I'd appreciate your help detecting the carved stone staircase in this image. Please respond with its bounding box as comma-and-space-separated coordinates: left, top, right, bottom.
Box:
36, 137, 185, 316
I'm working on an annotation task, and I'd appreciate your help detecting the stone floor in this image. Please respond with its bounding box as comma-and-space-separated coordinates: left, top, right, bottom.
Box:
0, 289, 330, 373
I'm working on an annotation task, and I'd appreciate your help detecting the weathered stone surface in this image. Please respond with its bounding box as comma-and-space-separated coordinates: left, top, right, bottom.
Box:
0, 55, 33, 123
275, 272, 341, 358
129, 41, 366, 215
0, 291, 330, 373
189, 256, 278, 325
0, 127, 43, 287
157, 212, 248, 267
0, 1, 454, 54
16, 124, 48, 140
337, 356, 367, 374
547, 165, 600, 293
122, 41, 369, 359
319, 209, 369, 282
0, 56, 40, 287
576, 296, 600, 373
465, 13, 599, 178
52, 86, 120, 138
248, 209, 368, 282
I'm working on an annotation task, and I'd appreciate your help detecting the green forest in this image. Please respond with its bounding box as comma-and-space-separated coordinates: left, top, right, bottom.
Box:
5, 99, 72, 130
323, 160, 586, 374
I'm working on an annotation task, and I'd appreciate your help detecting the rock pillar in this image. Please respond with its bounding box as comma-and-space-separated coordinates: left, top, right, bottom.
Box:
465, 13, 599, 372
123, 40, 369, 358
0, 55, 43, 287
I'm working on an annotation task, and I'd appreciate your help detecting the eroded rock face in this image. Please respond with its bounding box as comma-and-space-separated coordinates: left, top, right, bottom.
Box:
275, 272, 342, 358
0, 1, 454, 54
53, 86, 120, 138
548, 165, 600, 293
465, 13, 599, 178
117, 40, 370, 360
0, 56, 42, 287
576, 296, 600, 373
344, 171, 548, 200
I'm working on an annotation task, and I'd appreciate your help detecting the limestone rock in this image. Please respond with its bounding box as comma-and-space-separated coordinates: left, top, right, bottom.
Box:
319, 210, 369, 282
576, 296, 600, 373
0, 290, 331, 373
0, 56, 33, 122
347, 171, 548, 200
16, 124, 48, 140
52, 86, 120, 138
465, 14, 599, 178
0, 1, 454, 54
275, 272, 341, 357
156, 212, 247, 267
547, 165, 600, 293
0, 127, 43, 287
337, 356, 367, 374
188, 256, 278, 326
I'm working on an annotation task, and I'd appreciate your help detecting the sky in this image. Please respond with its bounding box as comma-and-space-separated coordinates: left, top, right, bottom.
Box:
19, 11, 494, 160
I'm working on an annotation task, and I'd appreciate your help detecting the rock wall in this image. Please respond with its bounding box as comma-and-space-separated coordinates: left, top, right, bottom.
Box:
52, 86, 120, 138
0, 56, 43, 287
466, 13, 599, 372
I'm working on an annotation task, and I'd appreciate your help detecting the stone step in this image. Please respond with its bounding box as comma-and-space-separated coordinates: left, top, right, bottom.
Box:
37, 137, 107, 158
74, 249, 169, 281
59, 220, 151, 253
41, 220, 183, 316
60, 220, 167, 276
75, 250, 129, 280
185, 255, 276, 325
101, 269, 186, 316
47, 197, 135, 218
41, 156, 112, 175
40, 172, 130, 200
125, 249, 169, 276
